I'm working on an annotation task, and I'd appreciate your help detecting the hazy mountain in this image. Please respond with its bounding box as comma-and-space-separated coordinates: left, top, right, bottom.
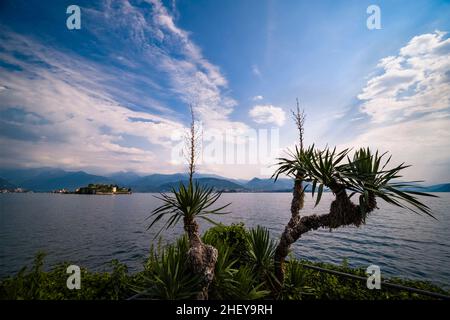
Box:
130, 173, 187, 192
128, 173, 246, 192
193, 173, 246, 186
1, 167, 449, 193
0, 167, 67, 186
0, 168, 113, 192
422, 183, 450, 192
21, 171, 113, 192
108, 171, 142, 185
0, 177, 16, 190
157, 177, 247, 192
245, 178, 294, 191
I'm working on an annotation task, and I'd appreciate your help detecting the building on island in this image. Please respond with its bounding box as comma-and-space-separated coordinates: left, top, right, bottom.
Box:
75, 184, 131, 195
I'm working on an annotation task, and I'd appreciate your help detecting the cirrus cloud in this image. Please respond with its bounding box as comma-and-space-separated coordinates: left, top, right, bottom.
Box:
0, 0, 251, 175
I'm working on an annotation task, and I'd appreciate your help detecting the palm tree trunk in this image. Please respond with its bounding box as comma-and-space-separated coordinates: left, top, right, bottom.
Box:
184, 217, 218, 300
285, 190, 377, 242
273, 180, 377, 294
274, 172, 304, 291
291, 195, 376, 242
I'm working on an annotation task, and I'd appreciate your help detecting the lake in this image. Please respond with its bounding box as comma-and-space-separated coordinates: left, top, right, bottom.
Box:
0, 192, 449, 289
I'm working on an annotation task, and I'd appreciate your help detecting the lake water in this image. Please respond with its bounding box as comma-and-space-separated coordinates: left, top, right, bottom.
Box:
0, 193, 449, 289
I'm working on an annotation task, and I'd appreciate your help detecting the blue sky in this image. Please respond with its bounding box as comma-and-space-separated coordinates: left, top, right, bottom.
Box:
0, 0, 449, 182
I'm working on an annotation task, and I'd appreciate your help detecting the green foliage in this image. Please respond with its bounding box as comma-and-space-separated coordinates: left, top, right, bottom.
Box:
282, 260, 316, 299
207, 241, 238, 299
203, 223, 249, 264
246, 226, 278, 290
148, 182, 230, 238
0, 253, 133, 300
247, 226, 276, 269
203, 224, 276, 299
273, 145, 436, 216
138, 236, 203, 299
230, 266, 271, 300
288, 260, 449, 300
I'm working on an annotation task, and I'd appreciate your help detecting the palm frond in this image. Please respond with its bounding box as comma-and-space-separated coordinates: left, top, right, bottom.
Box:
273, 144, 436, 218
147, 181, 231, 238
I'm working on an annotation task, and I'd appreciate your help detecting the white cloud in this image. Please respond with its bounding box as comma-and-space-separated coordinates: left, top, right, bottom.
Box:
252, 95, 264, 101
339, 113, 450, 183
357, 31, 450, 123
340, 31, 450, 184
249, 105, 286, 126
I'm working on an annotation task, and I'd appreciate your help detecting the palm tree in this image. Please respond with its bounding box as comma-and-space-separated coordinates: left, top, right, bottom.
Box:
272, 140, 436, 293
273, 100, 306, 292
148, 105, 229, 299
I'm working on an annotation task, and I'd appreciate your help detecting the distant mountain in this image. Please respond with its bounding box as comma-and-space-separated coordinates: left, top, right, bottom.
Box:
400, 183, 450, 193
0, 168, 113, 192
21, 171, 113, 192
127, 173, 246, 192
108, 171, 142, 185
194, 173, 246, 187
422, 183, 450, 192
0, 177, 16, 190
1, 167, 449, 193
129, 174, 247, 192
0, 167, 67, 186
130, 173, 188, 192
158, 177, 247, 192
245, 178, 293, 191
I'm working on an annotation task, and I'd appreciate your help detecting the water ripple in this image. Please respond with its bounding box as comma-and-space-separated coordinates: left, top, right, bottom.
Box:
0, 192, 449, 289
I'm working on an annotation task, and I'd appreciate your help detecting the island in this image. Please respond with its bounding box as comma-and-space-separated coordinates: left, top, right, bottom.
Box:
74, 184, 131, 195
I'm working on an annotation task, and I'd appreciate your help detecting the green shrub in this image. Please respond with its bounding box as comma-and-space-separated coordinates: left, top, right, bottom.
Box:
294, 260, 449, 300
0, 253, 133, 300
137, 236, 203, 299
246, 226, 278, 291
203, 223, 249, 265
208, 241, 238, 299
229, 266, 271, 300
282, 260, 316, 300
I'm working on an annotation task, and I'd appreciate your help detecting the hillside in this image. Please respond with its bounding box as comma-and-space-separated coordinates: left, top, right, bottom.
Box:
1, 167, 449, 193
0, 177, 16, 190
423, 183, 450, 192
157, 177, 247, 192
245, 178, 293, 191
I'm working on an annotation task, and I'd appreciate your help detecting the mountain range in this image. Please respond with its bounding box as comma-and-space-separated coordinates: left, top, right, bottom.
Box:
0, 167, 449, 193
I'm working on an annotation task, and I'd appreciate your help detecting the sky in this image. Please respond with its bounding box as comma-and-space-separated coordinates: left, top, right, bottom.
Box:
0, 0, 449, 183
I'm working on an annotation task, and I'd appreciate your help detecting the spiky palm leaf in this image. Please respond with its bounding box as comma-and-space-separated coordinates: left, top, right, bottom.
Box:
208, 241, 239, 299
140, 238, 203, 299
337, 147, 436, 217
273, 145, 436, 217
147, 181, 230, 238
247, 226, 276, 269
